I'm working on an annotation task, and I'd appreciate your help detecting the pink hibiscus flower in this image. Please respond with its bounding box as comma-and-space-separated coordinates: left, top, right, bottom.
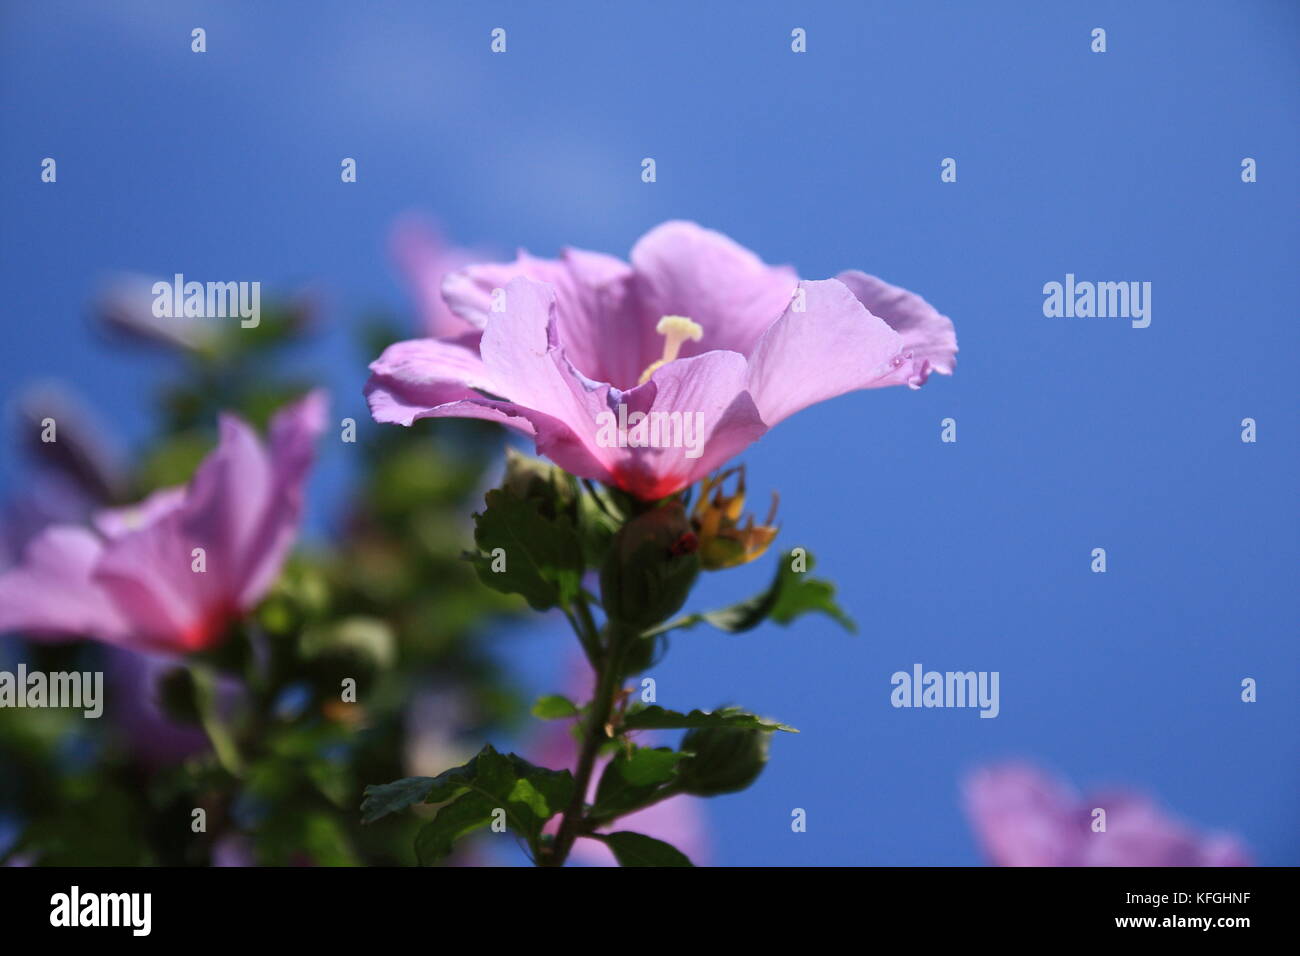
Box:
0, 391, 327, 655
366, 221, 956, 500
963, 763, 1251, 867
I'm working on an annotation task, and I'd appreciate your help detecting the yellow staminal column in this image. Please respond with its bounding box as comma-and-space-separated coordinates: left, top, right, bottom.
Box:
638, 315, 704, 385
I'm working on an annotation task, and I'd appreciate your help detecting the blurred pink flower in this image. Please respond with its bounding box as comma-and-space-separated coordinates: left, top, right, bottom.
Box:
390, 216, 490, 340
963, 762, 1251, 867
0, 473, 90, 573
0, 392, 327, 655
366, 220, 956, 500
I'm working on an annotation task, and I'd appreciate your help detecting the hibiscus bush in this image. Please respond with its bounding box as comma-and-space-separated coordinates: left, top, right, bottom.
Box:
0, 218, 956, 867
358, 221, 953, 865
0, 261, 522, 865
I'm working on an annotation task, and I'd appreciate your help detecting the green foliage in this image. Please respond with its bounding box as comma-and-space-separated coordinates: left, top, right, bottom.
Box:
359, 775, 444, 825
531, 694, 580, 719
362, 745, 575, 864
621, 705, 797, 734
596, 831, 693, 867
1, 250, 850, 870
591, 746, 683, 820
467, 488, 585, 611
650, 549, 856, 636
500, 449, 625, 569
3, 302, 533, 868
413, 791, 497, 865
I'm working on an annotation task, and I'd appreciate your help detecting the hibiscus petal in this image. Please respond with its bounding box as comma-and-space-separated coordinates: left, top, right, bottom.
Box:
365, 337, 497, 426
554, 248, 646, 388
607, 351, 767, 499
236, 389, 327, 607
963, 764, 1082, 867
966, 764, 1253, 867
1080, 790, 1253, 867
0, 526, 128, 642
176, 413, 274, 600
94, 486, 186, 540
93, 509, 211, 651
364, 305, 620, 483
443, 248, 640, 386
94, 394, 326, 652
93, 417, 265, 650
836, 270, 957, 386
370, 292, 769, 500
476, 277, 625, 479
630, 220, 798, 360
745, 278, 911, 427
440, 252, 544, 329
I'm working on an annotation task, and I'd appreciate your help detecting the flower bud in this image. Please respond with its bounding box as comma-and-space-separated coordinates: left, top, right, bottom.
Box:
502, 449, 622, 567
502, 448, 575, 520
678, 724, 771, 796
600, 502, 699, 632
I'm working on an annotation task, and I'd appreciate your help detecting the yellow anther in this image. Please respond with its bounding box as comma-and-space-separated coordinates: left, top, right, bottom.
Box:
638, 315, 704, 385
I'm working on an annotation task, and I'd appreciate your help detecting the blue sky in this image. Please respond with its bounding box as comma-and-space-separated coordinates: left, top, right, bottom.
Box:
2, 0, 1296, 864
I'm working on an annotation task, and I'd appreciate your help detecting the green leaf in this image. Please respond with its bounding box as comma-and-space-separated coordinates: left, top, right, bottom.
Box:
650, 549, 855, 636
505, 754, 577, 821
359, 776, 438, 824
359, 753, 484, 823
468, 488, 585, 611
768, 560, 855, 632
469, 747, 556, 840
617, 746, 684, 786
592, 746, 683, 820
362, 743, 576, 865
597, 831, 694, 867
506, 778, 551, 819
621, 705, 797, 734
531, 694, 580, 720
414, 791, 496, 865
500, 450, 622, 569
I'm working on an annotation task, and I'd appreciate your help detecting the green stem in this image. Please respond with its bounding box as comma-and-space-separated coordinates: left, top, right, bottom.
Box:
563, 593, 602, 668
544, 625, 630, 866
573, 593, 601, 660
